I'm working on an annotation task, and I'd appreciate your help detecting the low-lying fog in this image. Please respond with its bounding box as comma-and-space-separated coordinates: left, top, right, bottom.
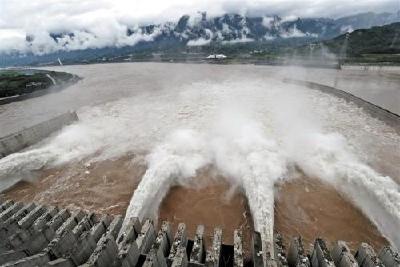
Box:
0, 63, 399, 250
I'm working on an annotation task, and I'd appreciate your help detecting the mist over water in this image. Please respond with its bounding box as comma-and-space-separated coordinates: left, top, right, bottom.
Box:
0, 63, 399, 250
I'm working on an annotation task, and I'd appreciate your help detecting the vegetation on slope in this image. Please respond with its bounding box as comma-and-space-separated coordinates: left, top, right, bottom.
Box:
0, 70, 78, 98
323, 22, 400, 63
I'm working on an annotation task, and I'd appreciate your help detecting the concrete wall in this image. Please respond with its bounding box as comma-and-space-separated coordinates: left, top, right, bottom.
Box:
0, 111, 78, 159
341, 65, 400, 72
283, 79, 400, 135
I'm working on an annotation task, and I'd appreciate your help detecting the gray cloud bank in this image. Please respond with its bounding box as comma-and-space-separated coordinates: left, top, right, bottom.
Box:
0, 0, 398, 54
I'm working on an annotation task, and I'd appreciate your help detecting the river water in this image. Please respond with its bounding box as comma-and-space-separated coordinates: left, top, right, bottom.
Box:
0, 63, 399, 253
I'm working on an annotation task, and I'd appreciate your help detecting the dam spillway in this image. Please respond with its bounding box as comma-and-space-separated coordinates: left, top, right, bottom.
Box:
0, 199, 399, 267
0, 63, 399, 266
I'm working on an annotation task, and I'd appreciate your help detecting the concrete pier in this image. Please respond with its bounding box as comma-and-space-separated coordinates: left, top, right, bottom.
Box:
205, 228, 222, 267
168, 223, 188, 266
118, 217, 141, 267
233, 230, 243, 267
354, 243, 384, 267
331, 241, 358, 267
287, 237, 311, 267
252, 232, 264, 267
143, 222, 170, 267
310, 238, 335, 267
379, 246, 400, 267
0, 199, 398, 267
274, 234, 288, 267
190, 225, 205, 267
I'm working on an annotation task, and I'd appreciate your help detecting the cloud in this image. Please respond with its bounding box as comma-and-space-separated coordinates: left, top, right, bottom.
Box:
221, 37, 254, 44
262, 17, 275, 29
187, 37, 211, 46
280, 24, 318, 38
0, 0, 398, 54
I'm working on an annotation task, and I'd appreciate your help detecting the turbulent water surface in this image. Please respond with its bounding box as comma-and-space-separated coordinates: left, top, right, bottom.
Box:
0, 63, 399, 253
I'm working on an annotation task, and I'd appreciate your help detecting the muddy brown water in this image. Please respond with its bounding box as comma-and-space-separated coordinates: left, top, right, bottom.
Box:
1, 155, 146, 215
1, 157, 389, 255
274, 174, 389, 252
157, 171, 254, 257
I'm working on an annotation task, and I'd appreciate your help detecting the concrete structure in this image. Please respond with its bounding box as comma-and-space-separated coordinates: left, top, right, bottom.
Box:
0, 111, 78, 159
341, 65, 400, 72
206, 54, 227, 60
331, 241, 358, 267
190, 225, 204, 267
310, 239, 335, 267
283, 79, 400, 135
287, 236, 310, 267
205, 228, 222, 267
0, 199, 399, 267
274, 234, 288, 267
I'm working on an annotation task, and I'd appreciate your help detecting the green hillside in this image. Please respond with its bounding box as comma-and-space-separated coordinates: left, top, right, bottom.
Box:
0, 70, 78, 98
323, 22, 400, 63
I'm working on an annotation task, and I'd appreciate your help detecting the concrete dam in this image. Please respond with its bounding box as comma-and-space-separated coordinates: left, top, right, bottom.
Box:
0, 199, 399, 267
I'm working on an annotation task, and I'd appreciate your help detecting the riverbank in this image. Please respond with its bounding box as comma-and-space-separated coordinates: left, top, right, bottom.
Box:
0, 69, 80, 105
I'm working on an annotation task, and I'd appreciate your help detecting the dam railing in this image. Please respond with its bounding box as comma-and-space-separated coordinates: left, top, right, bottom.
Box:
0, 200, 398, 267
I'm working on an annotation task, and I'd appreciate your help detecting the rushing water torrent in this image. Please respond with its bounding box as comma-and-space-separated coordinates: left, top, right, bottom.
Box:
0, 63, 399, 254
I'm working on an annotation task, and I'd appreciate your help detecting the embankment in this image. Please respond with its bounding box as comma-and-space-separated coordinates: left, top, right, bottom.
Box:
0, 111, 78, 159
283, 78, 400, 134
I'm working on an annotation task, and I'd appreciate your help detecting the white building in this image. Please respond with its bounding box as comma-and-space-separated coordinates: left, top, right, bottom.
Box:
206, 54, 227, 59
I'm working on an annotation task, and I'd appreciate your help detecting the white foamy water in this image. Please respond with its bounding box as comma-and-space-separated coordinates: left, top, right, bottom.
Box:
0, 63, 399, 252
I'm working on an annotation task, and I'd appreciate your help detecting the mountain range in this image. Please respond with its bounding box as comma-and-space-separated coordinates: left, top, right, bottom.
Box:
1, 11, 399, 67
146, 11, 400, 44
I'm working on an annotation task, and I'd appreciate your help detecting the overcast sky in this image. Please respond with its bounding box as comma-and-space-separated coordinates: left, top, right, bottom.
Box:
0, 0, 399, 54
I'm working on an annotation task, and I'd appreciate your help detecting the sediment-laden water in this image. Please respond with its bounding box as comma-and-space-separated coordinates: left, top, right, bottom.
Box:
0, 63, 399, 253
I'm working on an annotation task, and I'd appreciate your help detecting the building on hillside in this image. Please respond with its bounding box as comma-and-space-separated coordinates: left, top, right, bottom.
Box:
206, 54, 227, 59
